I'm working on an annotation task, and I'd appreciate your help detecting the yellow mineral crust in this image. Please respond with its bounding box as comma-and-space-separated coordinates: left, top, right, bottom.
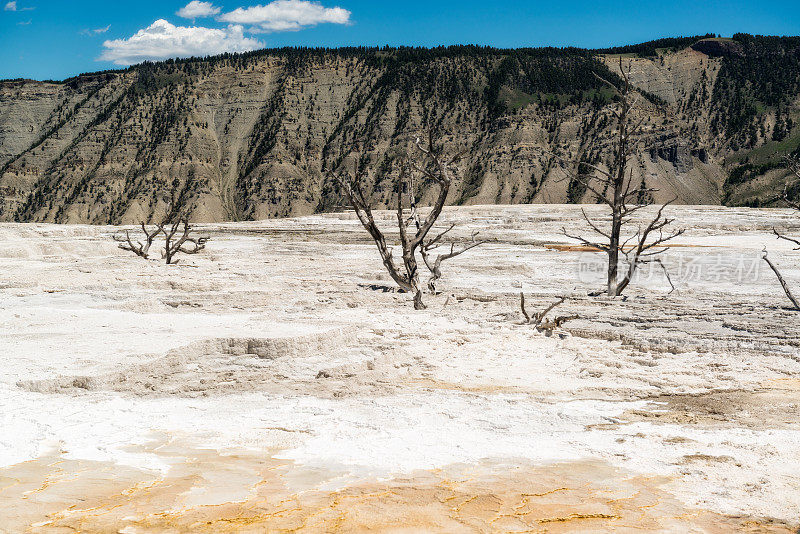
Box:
0, 445, 794, 533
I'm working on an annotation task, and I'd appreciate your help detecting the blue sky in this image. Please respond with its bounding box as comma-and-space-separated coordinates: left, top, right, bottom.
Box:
1, 0, 799, 81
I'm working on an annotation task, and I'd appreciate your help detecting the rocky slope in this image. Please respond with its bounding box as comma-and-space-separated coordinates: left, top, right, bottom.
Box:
1, 35, 799, 224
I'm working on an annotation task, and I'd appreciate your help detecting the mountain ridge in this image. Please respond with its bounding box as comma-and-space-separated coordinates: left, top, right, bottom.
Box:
1, 34, 798, 224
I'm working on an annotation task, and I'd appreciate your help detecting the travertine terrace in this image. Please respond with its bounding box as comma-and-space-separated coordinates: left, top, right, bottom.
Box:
1, 204, 799, 532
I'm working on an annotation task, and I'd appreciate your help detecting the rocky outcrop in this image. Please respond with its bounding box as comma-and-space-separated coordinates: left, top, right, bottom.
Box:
649, 137, 710, 174
691, 38, 745, 58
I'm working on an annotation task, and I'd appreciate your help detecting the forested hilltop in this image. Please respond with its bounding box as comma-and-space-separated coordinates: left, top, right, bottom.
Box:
1, 33, 799, 224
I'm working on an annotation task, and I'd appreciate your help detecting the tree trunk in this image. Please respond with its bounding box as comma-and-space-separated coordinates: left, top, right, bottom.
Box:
413, 288, 426, 310
402, 248, 425, 309
607, 205, 622, 296
606, 88, 629, 297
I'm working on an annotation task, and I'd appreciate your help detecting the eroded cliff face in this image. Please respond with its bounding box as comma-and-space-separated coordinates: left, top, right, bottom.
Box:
0, 42, 794, 224
602, 47, 720, 105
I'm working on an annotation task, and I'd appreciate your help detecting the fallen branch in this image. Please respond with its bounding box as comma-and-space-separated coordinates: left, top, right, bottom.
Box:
536, 314, 580, 335
519, 293, 577, 329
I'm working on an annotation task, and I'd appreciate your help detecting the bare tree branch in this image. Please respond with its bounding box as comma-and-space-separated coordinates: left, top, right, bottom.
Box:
773, 227, 800, 250
640, 257, 675, 294
580, 208, 611, 239
333, 162, 414, 294
113, 222, 160, 259
756, 159, 799, 309
782, 156, 800, 210
159, 218, 209, 265
537, 314, 580, 335
561, 227, 609, 252
420, 229, 482, 292
762, 248, 800, 311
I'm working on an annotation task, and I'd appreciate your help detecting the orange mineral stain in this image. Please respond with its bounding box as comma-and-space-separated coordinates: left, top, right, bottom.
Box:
0, 443, 794, 533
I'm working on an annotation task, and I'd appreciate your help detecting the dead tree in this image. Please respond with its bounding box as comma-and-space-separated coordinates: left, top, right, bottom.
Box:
159, 218, 209, 265
763, 158, 800, 310
113, 223, 160, 259
519, 294, 578, 335
560, 59, 684, 297
419, 226, 482, 293
333, 131, 460, 309
111, 183, 208, 264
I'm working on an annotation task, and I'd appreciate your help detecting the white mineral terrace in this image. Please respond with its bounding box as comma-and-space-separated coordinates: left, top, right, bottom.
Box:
0, 204, 798, 532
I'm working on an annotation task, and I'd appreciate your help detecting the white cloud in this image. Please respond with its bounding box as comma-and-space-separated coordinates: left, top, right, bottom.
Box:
80, 24, 110, 36
99, 19, 263, 65
219, 0, 351, 32
4, 1, 33, 11
177, 1, 221, 19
